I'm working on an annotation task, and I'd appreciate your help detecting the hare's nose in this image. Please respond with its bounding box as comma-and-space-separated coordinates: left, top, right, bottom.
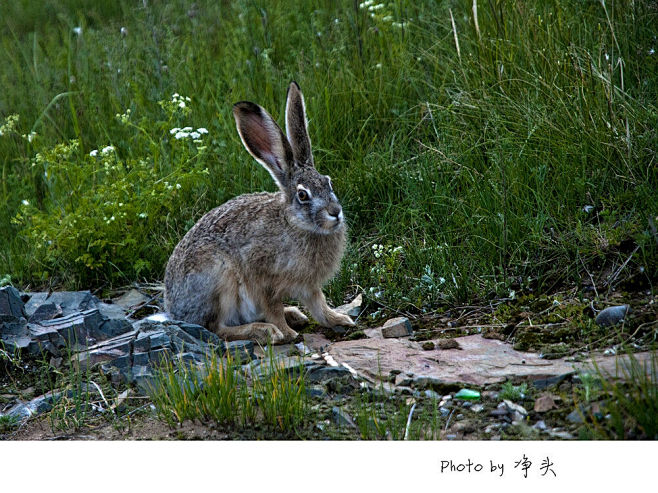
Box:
327, 204, 342, 222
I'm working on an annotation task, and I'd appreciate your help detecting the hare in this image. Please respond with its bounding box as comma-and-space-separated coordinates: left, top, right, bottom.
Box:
164, 82, 355, 344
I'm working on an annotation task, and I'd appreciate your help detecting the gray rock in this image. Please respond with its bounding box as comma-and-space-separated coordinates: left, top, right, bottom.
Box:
0, 286, 26, 320
595, 305, 630, 327
533, 420, 548, 431
306, 365, 351, 383
411, 376, 460, 393
306, 385, 327, 398
423, 390, 442, 400
224, 340, 254, 362
334, 294, 363, 318
470, 403, 485, 413
42, 291, 97, 316
502, 399, 528, 416
566, 409, 584, 424
114, 289, 150, 310
27, 302, 62, 323
331, 407, 357, 429
380, 317, 413, 338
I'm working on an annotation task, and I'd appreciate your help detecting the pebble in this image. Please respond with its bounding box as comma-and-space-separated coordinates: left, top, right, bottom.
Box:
595, 305, 630, 327
470, 404, 485, 413
533, 420, 548, 431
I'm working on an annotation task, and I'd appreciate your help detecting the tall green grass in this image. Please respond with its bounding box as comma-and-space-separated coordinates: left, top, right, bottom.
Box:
0, 0, 655, 308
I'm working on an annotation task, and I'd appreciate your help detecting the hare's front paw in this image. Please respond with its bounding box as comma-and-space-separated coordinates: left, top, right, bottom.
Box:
326, 311, 356, 328
284, 306, 309, 329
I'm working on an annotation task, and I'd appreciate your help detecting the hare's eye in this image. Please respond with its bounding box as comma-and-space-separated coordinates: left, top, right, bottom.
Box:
297, 189, 309, 202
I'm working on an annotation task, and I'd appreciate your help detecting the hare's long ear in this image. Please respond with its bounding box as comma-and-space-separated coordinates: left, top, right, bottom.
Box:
233, 101, 294, 190
285, 81, 313, 167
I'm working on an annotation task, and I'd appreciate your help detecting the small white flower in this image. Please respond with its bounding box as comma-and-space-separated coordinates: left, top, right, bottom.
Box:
89, 149, 98, 157
178, 101, 186, 108
73, 27, 82, 35
101, 145, 115, 154
182, 126, 193, 132
169, 127, 180, 135
174, 131, 189, 140
21, 199, 29, 206
138, 212, 148, 218
605, 53, 610, 61
172, 93, 180, 98
175, 183, 181, 189
196, 127, 208, 134
120, 27, 128, 36
190, 131, 201, 139
649, 48, 655, 55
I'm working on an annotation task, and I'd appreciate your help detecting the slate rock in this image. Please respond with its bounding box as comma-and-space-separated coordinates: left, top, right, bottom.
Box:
27, 302, 62, 323
224, 340, 254, 362
0, 286, 26, 321
595, 305, 630, 327
306, 365, 351, 383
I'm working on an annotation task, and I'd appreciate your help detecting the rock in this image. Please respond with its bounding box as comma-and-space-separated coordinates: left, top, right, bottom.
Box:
115, 289, 150, 310
327, 335, 653, 387
224, 340, 254, 362
502, 399, 528, 416
482, 390, 499, 401
470, 403, 485, 413
27, 302, 62, 323
423, 390, 442, 400
421, 341, 435, 350
566, 409, 584, 424
533, 420, 548, 431
334, 294, 363, 318
0, 286, 26, 320
331, 407, 357, 429
306, 365, 351, 383
40, 291, 97, 316
306, 385, 327, 398
437, 339, 461, 350
363, 328, 383, 339
380, 317, 413, 338
412, 376, 461, 393
595, 305, 630, 327
548, 429, 574, 440
534, 393, 558, 413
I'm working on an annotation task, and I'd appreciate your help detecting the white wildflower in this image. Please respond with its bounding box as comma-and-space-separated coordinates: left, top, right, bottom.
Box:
196, 127, 208, 134
174, 131, 189, 140
73, 26, 82, 35
649, 48, 655, 55
175, 183, 181, 189
101, 145, 115, 154
182, 126, 193, 132
89, 149, 98, 157
138, 212, 148, 218
189, 131, 201, 139
120, 27, 128, 36
170, 127, 180, 134
21, 199, 29, 206
178, 101, 186, 108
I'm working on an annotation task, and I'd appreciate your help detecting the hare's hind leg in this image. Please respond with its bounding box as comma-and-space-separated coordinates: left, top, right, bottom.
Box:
213, 322, 286, 345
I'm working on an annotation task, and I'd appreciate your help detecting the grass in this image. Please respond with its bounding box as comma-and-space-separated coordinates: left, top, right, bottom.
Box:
0, 0, 654, 310
576, 349, 658, 439
147, 348, 309, 434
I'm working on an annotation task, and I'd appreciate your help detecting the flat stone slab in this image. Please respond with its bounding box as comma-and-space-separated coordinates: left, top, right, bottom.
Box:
327, 334, 654, 386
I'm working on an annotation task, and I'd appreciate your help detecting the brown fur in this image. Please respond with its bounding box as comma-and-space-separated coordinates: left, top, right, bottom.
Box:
164, 83, 354, 344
